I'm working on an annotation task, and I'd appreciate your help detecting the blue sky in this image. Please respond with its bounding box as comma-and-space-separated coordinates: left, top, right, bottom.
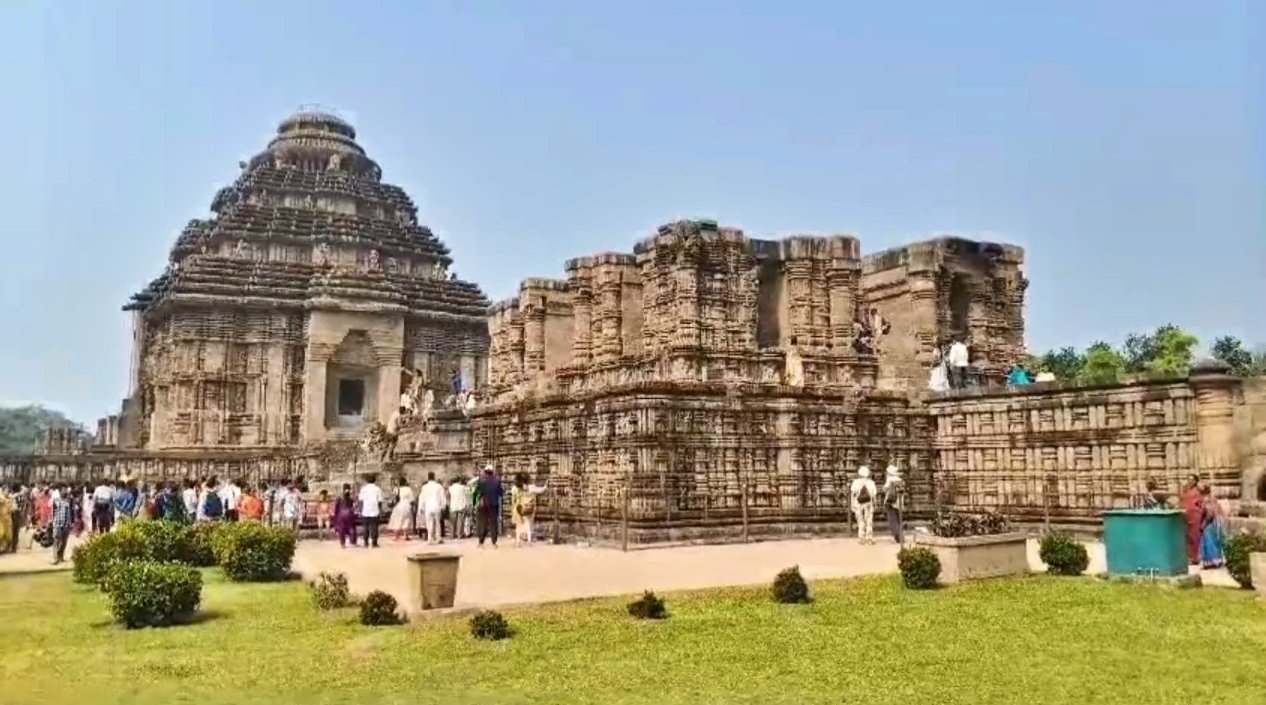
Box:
0, 0, 1260, 425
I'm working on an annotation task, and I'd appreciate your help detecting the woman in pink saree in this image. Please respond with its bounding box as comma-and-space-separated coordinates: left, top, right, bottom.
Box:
1179, 474, 1203, 565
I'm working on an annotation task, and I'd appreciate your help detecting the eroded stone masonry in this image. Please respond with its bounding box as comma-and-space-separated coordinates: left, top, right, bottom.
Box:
2, 111, 1261, 545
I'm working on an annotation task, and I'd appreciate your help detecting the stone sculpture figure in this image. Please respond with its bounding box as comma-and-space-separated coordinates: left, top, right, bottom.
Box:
315, 243, 332, 267
386, 256, 398, 272
233, 240, 249, 259
304, 194, 315, 209
785, 344, 805, 387
367, 249, 381, 271
327, 153, 342, 171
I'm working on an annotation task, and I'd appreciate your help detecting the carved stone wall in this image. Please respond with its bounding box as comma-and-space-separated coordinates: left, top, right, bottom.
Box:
471, 383, 930, 544
486, 220, 874, 402
862, 237, 1025, 392
926, 363, 1243, 525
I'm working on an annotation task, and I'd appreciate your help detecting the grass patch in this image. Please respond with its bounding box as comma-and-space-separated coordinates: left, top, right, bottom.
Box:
2, 571, 1265, 704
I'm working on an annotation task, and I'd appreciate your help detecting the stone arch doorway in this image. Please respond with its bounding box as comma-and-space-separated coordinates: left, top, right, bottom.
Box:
325, 329, 380, 430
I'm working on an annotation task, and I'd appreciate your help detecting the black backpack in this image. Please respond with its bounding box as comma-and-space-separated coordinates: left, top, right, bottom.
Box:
857, 485, 872, 505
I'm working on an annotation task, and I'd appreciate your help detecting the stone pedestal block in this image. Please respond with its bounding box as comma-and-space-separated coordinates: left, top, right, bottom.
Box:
913, 532, 1030, 584
407, 552, 461, 612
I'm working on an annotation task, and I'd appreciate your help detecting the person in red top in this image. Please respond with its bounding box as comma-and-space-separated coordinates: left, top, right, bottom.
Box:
239, 487, 265, 521
1178, 474, 1204, 565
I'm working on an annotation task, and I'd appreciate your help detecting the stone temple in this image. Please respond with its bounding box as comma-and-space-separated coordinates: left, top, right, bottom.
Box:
3, 110, 1261, 545
120, 110, 489, 451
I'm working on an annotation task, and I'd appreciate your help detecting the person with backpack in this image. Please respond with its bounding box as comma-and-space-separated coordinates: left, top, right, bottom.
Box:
850, 465, 878, 545
510, 473, 548, 546
202, 478, 225, 522
883, 465, 907, 545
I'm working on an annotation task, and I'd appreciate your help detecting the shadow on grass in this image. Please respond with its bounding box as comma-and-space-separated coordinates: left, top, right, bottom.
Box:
0, 566, 71, 581
89, 608, 232, 630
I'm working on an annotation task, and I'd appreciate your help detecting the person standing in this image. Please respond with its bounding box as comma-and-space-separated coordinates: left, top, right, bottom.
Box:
387, 477, 415, 542
474, 465, 503, 548
91, 480, 115, 534
1179, 474, 1203, 565
332, 484, 357, 547
418, 472, 447, 545
1198, 484, 1227, 568
947, 338, 970, 389
511, 473, 548, 546
49, 485, 74, 565
448, 475, 471, 539
219, 478, 242, 522
882, 465, 907, 545
358, 474, 384, 548
850, 466, 878, 545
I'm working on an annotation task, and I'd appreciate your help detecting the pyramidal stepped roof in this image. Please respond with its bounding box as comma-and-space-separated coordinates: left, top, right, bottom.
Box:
126, 109, 489, 322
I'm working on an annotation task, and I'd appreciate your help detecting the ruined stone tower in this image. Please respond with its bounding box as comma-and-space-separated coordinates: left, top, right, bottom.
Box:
121, 110, 489, 450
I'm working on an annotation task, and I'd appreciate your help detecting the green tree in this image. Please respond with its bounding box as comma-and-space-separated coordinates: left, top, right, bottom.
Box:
0, 405, 83, 453
1035, 347, 1086, 381
1212, 336, 1256, 376
1078, 342, 1127, 385
1122, 324, 1199, 377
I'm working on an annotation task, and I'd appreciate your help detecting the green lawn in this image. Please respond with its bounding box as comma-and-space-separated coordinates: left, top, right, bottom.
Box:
1, 569, 1264, 705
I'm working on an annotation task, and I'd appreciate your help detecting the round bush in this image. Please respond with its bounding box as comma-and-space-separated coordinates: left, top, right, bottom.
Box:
627, 591, 668, 620
213, 522, 297, 582
897, 546, 941, 590
117, 520, 193, 563
771, 566, 812, 604
71, 531, 147, 586
187, 522, 225, 567
469, 610, 511, 641
358, 590, 402, 626
311, 572, 352, 610
1039, 532, 1090, 576
1225, 531, 1266, 589
100, 560, 203, 629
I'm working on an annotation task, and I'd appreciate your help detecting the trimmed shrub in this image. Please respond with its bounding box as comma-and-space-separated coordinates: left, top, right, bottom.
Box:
897, 546, 941, 590
469, 610, 511, 641
213, 522, 297, 582
100, 560, 203, 628
358, 590, 403, 626
117, 520, 192, 563
311, 572, 352, 610
187, 522, 225, 567
931, 511, 1012, 538
771, 566, 812, 604
1225, 531, 1266, 589
627, 591, 668, 620
71, 531, 147, 587
1039, 532, 1090, 576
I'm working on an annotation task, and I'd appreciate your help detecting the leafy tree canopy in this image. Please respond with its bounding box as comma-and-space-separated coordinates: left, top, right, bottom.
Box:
1024, 325, 1259, 385
0, 405, 84, 454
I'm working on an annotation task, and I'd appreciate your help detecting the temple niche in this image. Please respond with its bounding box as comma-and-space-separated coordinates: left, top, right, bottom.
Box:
119, 110, 489, 450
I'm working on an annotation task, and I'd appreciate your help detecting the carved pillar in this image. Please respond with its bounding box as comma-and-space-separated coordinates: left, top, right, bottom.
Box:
827, 235, 860, 351
1190, 359, 1243, 499
523, 301, 546, 378
783, 259, 812, 346
673, 260, 700, 349
301, 360, 328, 443
594, 262, 625, 363
508, 311, 525, 383
568, 260, 593, 367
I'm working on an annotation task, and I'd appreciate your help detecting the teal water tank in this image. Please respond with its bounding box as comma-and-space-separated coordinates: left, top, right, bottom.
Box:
1102, 509, 1188, 577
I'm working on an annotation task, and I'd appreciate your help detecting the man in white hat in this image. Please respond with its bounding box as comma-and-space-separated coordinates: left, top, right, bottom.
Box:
883, 464, 907, 545
850, 466, 878, 544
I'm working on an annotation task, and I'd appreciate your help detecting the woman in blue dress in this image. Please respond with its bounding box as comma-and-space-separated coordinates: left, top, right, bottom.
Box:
1198, 484, 1226, 569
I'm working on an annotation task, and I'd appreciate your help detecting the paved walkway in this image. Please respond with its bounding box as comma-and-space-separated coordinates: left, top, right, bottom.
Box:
0, 533, 1238, 611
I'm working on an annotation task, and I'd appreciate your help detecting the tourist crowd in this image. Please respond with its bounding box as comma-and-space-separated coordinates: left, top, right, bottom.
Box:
927, 337, 1055, 393
0, 464, 552, 564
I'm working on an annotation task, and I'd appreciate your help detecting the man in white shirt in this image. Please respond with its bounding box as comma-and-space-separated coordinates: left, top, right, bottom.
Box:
448, 476, 471, 539
850, 466, 878, 544
219, 479, 242, 522
418, 472, 447, 544
91, 481, 116, 534
357, 474, 384, 548
948, 339, 970, 389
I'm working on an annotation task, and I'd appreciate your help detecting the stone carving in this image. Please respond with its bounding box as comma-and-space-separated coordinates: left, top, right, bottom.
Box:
327, 153, 342, 171
304, 194, 315, 209
367, 249, 381, 271
315, 243, 332, 267
386, 256, 398, 272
